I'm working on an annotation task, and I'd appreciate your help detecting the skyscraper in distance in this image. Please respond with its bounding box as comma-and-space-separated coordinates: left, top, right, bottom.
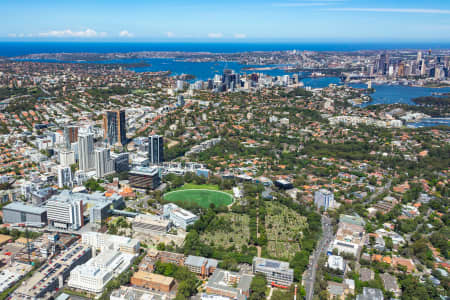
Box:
103, 110, 127, 146
149, 135, 164, 165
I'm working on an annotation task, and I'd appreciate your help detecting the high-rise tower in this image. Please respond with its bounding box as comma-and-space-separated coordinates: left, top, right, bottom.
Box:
148, 135, 164, 165
78, 133, 94, 172
103, 110, 127, 146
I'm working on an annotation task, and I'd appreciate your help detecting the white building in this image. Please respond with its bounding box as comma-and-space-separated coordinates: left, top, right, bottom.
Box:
327, 255, 345, 273
330, 239, 359, 257
68, 265, 112, 294
252, 257, 294, 287
163, 203, 199, 230
57, 166, 73, 188
68, 250, 135, 294
94, 148, 114, 178
314, 189, 336, 211
78, 133, 94, 172
59, 150, 75, 167
46, 195, 83, 230
81, 232, 140, 254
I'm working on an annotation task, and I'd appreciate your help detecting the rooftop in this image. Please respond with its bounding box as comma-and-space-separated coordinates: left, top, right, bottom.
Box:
130, 166, 159, 176
134, 214, 170, 227
3, 202, 47, 215
207, 269, 253, 294
132, 270, 174, 285
253, 257, 293, 273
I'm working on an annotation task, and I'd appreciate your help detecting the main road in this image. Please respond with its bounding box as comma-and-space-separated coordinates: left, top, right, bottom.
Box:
303, 215, 333, 300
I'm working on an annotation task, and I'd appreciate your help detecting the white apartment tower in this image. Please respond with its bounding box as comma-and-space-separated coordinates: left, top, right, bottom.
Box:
78, 133, 94, 172
57, 166, 73, 188
314, 189, 336, 211
94, 148, 114, 178
59, 150, 75, 167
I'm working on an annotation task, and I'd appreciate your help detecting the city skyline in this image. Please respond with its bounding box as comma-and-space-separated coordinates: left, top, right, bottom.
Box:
2, 0, 450, 42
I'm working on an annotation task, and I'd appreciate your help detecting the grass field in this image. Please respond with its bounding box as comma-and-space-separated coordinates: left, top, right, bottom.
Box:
200, 213, 250, 250
164, 187, 233, 208
175, 183, 220, 191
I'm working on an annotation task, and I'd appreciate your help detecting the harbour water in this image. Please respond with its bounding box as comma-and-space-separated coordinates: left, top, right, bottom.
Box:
4, 42, 449, 128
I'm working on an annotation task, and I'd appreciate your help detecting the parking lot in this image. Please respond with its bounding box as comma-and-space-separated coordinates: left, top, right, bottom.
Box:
13, 242, 91, 299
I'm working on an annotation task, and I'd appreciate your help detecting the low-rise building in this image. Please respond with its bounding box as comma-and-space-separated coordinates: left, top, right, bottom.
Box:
327, 255, 345, 273
81, 232, 140, 254
185, 255, 218, 279
129, 166, 160, 189
110, 286, 158, 300
206, 269, 253, 300
154, 249, 185, 266
132, 213, 171, 234
252, 257, 294, 287
274, 179, 293, 190
163, 203, 199, 230
331, 221, 366, 257
68, 265, 112, 294
2, 202, 47, 225
356, 287, 384, 300
68, 249, 135, 294
130, 271, 175, 293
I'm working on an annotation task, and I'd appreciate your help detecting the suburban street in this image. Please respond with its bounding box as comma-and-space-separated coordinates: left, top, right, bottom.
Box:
304, 215, 333, 300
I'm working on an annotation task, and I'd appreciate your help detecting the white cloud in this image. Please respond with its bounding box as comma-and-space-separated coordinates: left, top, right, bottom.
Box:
208, 32, 223, 38
38, 28, 106, 38
119, 30, 134, 37
7, 33, 27, 38
234, 33, 247, 39
327, 8, 450, 14
166, 32, 175, 38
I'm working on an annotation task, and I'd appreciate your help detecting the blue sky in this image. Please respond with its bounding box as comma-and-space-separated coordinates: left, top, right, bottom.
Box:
2, 0, 450, 42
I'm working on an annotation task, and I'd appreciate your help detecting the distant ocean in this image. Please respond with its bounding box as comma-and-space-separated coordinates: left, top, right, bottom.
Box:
1, 41, 450, 57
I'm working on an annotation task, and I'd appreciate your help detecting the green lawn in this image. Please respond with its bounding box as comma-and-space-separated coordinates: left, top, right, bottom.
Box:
163, 188, 233, 208
176, 183, 220, 191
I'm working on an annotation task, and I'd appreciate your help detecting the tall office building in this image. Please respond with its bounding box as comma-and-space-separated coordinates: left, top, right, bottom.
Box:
57, 166, 73, 188
420, 59, 427, 76
64, 125, 79, 149
416, 51, 422, 63
94, 148, 114, 178
103, 110, 127, 146
149, 135, 164, 165
78, 133, 95, 172
377, 53, 389, 75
